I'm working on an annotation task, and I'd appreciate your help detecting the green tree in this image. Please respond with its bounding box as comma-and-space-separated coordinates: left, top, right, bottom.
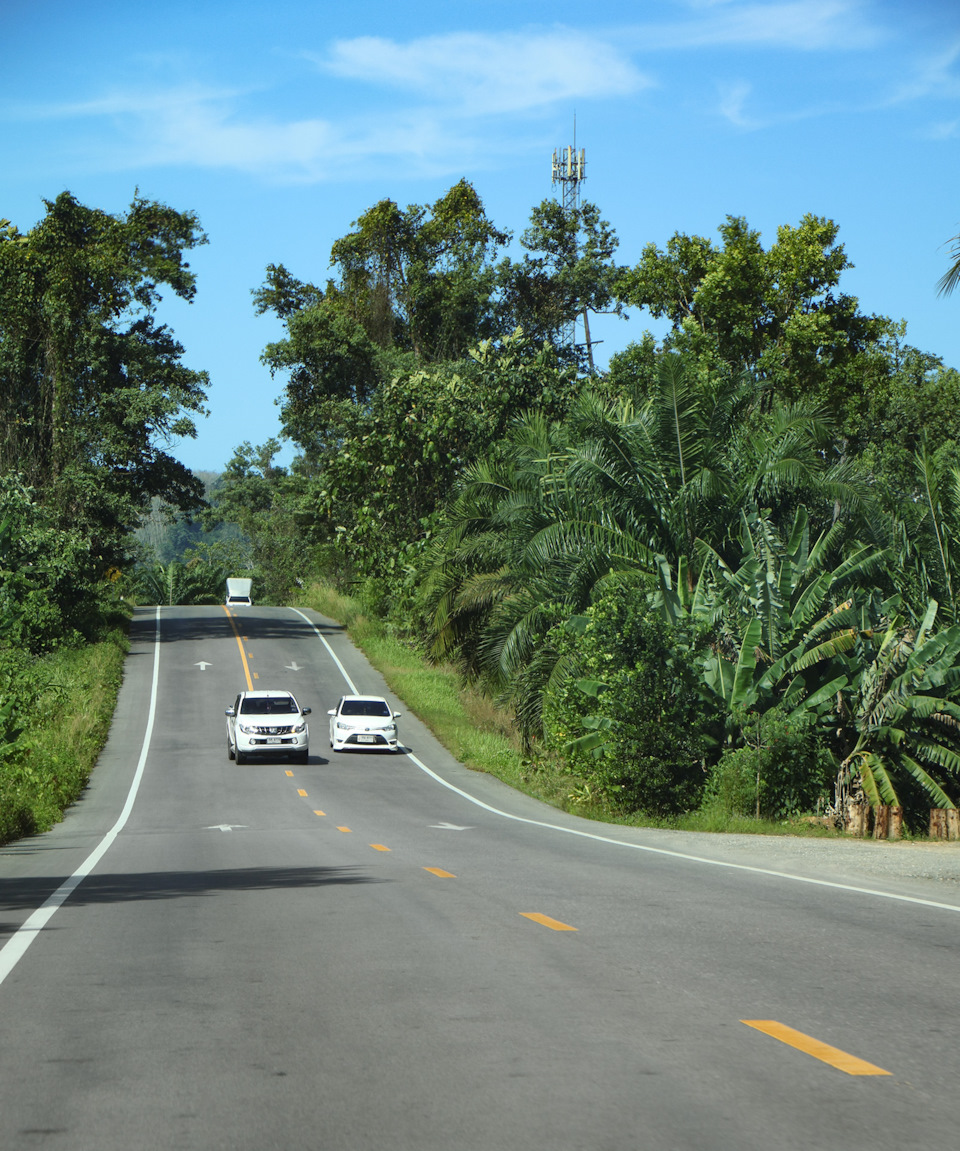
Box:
202, 441, 308, 603
427, 353, 864, 725
325, 179, 509, 361
615, 214, 888, 415
0, 192, 209, 573
543, 579, 718, 815
496, 199, 621, 370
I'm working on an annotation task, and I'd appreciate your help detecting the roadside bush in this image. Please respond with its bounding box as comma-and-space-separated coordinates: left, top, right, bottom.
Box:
701, 706, 834, 819
0, 474, 100, 653
543, 576, 721, 816
0, 630, 127, 845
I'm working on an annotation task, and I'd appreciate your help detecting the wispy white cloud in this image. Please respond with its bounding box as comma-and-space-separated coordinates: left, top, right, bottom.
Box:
886, 40, 960, 106
716, 80, 761, 128
315, 30, 651, 114
2, 6, 946, 183
632, 0, 885, 52
923, 119, 960, 141
5, 84, 515, 183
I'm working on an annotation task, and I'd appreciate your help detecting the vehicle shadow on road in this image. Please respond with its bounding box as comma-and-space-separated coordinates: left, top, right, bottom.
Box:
0, 865, 379, 918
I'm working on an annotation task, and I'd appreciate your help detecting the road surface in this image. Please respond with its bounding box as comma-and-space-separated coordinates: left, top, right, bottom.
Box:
1, 604, 958, 1150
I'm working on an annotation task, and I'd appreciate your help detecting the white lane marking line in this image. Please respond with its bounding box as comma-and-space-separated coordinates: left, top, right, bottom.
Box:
0, 608, 162, 988
289, 607, 358, 694
295, 606, 960, 918
195, 661, 211, 670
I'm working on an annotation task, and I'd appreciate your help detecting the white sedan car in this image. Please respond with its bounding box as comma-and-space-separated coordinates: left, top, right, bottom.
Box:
328, 695, 401, 753
226, 689, 310, 764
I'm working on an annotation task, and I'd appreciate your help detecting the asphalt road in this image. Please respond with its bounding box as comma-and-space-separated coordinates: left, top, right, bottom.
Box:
1, 604, 959, 1151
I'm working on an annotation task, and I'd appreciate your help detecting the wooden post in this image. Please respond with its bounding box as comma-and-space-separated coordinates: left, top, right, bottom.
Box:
873, 805, 889, 840
845, 802, 871, 837
928, 808, 959, 839
888, 807, 903, 840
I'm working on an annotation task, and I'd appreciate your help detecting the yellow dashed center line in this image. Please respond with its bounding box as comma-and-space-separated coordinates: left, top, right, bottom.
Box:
337, 826, 351, 833
741, 1021, 891, 1076
520, 912, 577, 931
285, 770, 294, 777
314, 810, 325, 817
297, 789, 308, 797
370, 844, 390, 852
424, 867, 456, 878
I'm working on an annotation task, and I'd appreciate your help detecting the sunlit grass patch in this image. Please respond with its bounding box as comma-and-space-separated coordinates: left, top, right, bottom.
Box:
0, 629, 128, 844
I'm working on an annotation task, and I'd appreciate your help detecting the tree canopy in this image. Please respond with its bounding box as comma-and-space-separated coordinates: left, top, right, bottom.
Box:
0, 191, 209, 649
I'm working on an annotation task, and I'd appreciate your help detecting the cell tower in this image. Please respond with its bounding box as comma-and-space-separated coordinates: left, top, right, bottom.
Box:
551, 143, 586, 216
551, 139, 593, 367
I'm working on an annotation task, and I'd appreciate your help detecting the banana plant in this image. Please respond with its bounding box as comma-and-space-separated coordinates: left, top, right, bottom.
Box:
696, 506, 886, 724
833, 600, 960, 810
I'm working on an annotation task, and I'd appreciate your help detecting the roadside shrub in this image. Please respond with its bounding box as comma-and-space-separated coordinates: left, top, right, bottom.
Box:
543, 576, 721, 816
701, 706, 834, 819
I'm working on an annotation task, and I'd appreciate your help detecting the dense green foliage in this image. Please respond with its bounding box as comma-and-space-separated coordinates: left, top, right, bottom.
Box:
1, 191, 208, 837
7, 180, 960, 840
223, 184, 960, 830
0, 191, 209, 649
0, 630, 127, 845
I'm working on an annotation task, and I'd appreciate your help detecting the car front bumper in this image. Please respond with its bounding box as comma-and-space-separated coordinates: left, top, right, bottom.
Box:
236, 730, 309, 757
332, 730, 398, 751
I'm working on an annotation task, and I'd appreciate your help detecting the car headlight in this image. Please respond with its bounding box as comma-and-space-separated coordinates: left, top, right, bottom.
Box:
239, 723, 256, 734
293, 721, 307, 733
336, 720, 351, 730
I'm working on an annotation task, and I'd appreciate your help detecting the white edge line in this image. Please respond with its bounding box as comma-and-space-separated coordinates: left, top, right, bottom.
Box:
0, 607, 162, 987
295, 605, 960, 918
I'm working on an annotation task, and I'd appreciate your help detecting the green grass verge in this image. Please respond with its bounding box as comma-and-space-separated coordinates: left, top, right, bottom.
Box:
0, 628, 129, 845
296, 582, 841, 837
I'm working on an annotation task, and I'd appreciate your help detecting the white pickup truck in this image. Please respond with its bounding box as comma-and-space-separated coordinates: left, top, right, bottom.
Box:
225, 577, 253, 607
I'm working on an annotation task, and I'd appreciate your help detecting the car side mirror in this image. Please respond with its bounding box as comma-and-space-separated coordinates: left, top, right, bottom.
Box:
301, 707, 311, 715
393, 712, 402, 719
327, 709, 336, 716
225, 707, 236, 717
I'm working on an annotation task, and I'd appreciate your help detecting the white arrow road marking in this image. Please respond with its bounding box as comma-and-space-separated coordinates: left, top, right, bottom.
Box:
430, 822, 474, 830
204, 824, 247, 832
195, 661, 212, 671
285, 662, 302, 671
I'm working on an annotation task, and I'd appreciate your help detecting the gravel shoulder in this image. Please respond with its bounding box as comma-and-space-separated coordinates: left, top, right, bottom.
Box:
610, 824, 960, 908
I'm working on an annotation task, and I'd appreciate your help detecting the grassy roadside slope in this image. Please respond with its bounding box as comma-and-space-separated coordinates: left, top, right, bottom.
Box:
0, 628, 128, 845
295, 582, 833, 837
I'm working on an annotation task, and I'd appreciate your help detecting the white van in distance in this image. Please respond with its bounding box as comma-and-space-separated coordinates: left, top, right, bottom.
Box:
225, 577, 253, 607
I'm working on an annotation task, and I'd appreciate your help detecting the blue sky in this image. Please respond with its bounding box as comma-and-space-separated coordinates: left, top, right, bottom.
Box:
4, 0, 960, 472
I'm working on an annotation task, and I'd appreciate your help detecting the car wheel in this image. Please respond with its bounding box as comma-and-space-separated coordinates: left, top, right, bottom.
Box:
227, 739, 235, 760
235, 750, 245, 765
295, 750, 309, 764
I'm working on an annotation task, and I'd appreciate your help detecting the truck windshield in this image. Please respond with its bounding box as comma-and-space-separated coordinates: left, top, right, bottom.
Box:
241, 698, 298, 715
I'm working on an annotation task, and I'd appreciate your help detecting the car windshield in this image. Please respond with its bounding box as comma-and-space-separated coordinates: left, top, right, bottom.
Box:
341, 700, 391, 718
241, 697, 298, 715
